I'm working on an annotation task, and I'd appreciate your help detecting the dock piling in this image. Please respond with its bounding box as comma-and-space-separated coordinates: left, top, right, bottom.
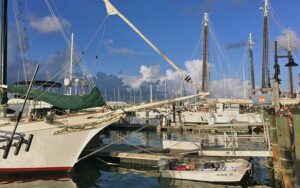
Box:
292, 105, 300, 187
276, 114, 293, 187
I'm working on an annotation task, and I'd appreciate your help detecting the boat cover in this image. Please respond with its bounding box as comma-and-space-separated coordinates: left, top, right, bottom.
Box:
7, 86, 106, 110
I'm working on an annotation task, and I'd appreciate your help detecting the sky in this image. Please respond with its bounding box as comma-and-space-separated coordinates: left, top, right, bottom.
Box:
4, 0, 300, 101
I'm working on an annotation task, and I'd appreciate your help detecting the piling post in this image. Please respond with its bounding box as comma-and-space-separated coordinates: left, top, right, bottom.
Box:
292, 104, 300, 186
270, 114, 280, 187
276, 113, 294, 187
172, 103, 176, 123
145, 110, 149, 125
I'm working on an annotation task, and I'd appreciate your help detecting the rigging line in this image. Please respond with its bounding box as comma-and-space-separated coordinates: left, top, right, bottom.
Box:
76, 123, 154, 163
213, 37, 223, 80
50, 0, 71, 37
31, 68, 72, 102
50, 0, 96, 87
236, 45, 248, 81
269, 5, 286, 33
96, 22, 108, 57
209, 25, 228, 76
15, 58, 70, 100
45, 0, 96, 88
111, 131, 159, 156
210, 23, 234, 78
82, 15, 108, 54
189, 28, 202, 61
13, 59, 71, 99
13, 0, 27, 82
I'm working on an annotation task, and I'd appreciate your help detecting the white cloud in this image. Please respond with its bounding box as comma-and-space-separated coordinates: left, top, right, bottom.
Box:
30, 15, 71, 33
120, 65, 160, 89
119, 59, 248, 99
140, 65, 160, 82
121, 75, 142, 89
276, 28, 300, 53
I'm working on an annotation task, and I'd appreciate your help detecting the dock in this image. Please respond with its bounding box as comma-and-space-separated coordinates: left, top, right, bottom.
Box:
82, 144, 179, 166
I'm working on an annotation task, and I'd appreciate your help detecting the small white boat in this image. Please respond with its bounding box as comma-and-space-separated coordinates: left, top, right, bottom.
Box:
159, 158, 251, 183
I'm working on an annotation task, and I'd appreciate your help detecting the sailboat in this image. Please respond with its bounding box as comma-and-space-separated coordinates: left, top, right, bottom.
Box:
0, 0, 204, 173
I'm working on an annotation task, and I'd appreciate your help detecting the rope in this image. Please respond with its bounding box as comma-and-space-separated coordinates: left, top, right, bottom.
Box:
45, 0, 96, 88
97, 157, 119, 166
111, 131, 159, 156
82, 15, 108, 54
76, 122, 153, 163
13, 0, 27, 82
95, 22, 108, 59
208, 22, 234, 79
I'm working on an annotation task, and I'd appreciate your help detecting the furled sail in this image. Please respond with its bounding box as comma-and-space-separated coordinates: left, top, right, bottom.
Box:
7, 86, 106, 110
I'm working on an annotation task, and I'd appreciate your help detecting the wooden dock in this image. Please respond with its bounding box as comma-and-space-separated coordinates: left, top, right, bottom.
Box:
82, 144, 179, 166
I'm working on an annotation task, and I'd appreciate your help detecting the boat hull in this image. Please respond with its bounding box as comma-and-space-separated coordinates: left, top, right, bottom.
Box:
161, 169, 248, 182
0, 113, 118, 173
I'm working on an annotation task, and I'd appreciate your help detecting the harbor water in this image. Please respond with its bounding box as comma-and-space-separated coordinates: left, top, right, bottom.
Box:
0, 129, 273, 188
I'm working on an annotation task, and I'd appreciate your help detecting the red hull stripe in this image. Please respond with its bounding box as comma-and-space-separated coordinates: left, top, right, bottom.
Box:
0, 167, 72, 172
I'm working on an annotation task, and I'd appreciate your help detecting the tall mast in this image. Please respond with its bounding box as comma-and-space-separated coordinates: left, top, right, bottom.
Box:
249, 33, 255, 96
139, 88, 142, 103
1, 0, 8, 107
149, 84, 153, 103
164, 80, 167, 100
69, 32, 74, 95
103, 0, 192, 86
202, 13, 208, 92
287, 34, 294, 98
261, 0, 270, 90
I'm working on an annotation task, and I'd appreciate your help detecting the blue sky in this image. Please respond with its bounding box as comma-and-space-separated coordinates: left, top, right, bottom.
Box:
6, 0, 300, 93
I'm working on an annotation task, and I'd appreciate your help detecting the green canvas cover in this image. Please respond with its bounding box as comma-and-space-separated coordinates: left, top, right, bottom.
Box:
7, 86, 106, 110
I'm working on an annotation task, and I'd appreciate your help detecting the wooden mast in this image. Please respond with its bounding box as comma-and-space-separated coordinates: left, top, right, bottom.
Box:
1, 0, 8, 106
261, 0, 270, 91
249, 33, 255, 96
287, 34, 294, 98
202, 13, 208, 92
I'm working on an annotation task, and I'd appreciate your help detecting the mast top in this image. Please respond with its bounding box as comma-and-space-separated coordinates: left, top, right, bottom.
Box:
249, 33, 254, 50
263, 0, 269, 17
103, 0, 118, 15
287, 33, 291, 52
203, 13, 208, 27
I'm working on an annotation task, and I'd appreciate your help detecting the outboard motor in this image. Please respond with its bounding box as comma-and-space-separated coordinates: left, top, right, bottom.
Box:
158, 158, 169, 170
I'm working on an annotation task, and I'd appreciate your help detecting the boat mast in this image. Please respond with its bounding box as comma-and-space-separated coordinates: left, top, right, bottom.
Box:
164, 80, 167, 100
202, 13, 208, 92
1, 0, 8, 103
69, 32, 74, 95
150, 84, 153, 103
261, 0, 270, 91
287, 34, 294, 98
103, 0, 193, 86
139, 88, 142, 103
249, 33, 255, 96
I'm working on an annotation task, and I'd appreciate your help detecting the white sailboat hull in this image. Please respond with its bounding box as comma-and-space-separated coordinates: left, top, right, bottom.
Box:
0, 112, 118, 173
161, 159, 251, 182
161, 168, 248, 182
179, 111, 263, 124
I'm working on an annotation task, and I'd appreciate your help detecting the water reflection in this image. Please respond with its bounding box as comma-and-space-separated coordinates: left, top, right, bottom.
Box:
0, 173, 75, 188
71, 158, 243, 188
0, 130, 272, 188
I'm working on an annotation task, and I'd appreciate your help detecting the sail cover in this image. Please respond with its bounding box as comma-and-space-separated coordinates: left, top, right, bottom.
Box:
7, 86, 106, 110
